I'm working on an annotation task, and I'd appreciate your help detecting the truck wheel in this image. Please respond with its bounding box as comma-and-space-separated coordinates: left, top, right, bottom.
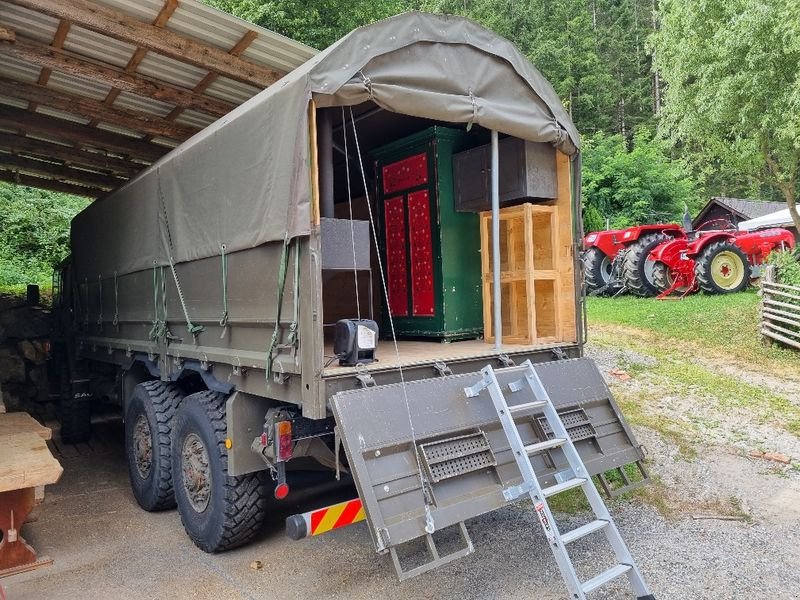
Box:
172, 390, 268, 552
582, 248, 619, 295
125, 381, 185, 511
622, 233, 670, 297
59, 387, 92, 444
695, 241, 751, 294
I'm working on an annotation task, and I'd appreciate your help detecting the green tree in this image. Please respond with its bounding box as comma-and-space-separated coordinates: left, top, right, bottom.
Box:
581, 129, 699, 230
654, 0, 800, 230
0, 183, 88, 289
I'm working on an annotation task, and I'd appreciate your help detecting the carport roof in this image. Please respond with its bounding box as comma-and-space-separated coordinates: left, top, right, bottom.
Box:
0, 0, 317, 197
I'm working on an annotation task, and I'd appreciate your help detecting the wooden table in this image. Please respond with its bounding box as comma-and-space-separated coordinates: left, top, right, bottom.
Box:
0, 413, 63, 577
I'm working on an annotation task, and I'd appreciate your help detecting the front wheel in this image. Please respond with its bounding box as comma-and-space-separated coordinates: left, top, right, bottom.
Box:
172, 390, 268, 553
694, 241, 751, 294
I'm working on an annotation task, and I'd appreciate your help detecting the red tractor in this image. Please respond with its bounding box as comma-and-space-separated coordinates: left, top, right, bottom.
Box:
582, 224, 686, 296
650, 227, 796, 298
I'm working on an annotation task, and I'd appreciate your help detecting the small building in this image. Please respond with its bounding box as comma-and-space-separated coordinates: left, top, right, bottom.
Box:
693, 197, 786, 229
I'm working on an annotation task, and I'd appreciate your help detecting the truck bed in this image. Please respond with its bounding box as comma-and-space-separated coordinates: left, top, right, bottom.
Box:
322, 339, 566, 375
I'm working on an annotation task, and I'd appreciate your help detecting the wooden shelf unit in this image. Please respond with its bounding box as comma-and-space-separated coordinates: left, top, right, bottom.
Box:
479, 152, 577, 345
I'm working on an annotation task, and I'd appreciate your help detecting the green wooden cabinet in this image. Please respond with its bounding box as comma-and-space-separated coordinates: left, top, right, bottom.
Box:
372, 126, 484, 340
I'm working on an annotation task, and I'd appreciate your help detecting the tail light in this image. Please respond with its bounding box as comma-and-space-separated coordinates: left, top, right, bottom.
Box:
275, 420, 293, 462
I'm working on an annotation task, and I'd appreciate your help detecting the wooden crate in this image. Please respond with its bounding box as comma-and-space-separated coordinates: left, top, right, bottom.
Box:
480, 167, 575, 345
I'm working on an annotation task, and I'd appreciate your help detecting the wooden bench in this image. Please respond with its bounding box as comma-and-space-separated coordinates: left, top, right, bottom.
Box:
0, 413, 63, 577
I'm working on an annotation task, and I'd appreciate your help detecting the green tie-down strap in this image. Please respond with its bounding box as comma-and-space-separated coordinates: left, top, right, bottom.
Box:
266, 236, 301, 382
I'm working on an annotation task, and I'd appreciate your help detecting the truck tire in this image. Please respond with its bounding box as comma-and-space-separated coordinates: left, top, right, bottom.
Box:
582, 247, 619, 295
125, 381, 185, 511
622, 233, 670, 297
172, 390, 268, 552
59, 387, 92, 443
695, 240, 751, 294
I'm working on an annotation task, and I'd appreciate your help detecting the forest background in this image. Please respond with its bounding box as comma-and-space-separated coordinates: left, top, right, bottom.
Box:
3, 0, 798, 289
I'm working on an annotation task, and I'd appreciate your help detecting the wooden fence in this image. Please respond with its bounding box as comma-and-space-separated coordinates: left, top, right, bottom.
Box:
761, 265, 800, 351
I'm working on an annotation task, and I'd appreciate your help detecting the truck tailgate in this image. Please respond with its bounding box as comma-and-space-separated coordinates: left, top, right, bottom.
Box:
331, 357, 644, 553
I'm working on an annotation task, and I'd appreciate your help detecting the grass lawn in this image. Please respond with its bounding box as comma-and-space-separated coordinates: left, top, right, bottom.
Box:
586, 289, 800, 373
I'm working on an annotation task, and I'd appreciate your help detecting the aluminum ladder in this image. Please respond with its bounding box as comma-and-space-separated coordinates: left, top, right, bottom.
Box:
464, 360, 655, 599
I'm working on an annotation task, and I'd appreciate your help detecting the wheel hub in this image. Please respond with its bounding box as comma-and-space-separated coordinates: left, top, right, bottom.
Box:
133, 415, 153, 479
710, 251, 744, 289
182, 433, 211, 513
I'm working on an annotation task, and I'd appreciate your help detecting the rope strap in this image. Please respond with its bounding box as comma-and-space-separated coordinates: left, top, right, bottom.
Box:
219, 244, 229, 338
168, 255, 204, 337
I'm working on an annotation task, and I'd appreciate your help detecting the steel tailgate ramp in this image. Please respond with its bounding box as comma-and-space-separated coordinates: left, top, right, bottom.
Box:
331, 357, 649, 583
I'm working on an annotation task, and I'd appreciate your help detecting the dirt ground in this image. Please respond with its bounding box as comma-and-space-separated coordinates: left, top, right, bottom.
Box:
3, 340, 800, 600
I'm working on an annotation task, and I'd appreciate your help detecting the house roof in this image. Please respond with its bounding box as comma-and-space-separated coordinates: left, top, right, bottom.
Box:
694, 196, 786, 226
0, 0, 317, 198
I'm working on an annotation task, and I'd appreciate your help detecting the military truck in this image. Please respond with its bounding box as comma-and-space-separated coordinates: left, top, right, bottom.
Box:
55, 11, 649, 584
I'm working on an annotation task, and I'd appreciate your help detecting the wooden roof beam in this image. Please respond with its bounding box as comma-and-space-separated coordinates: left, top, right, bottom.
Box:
0, 28, 236, 117
0, 132, 144, 177
0, 104, 167, 162
93, 0, 179, 126
1, 76, 200, 141
8, 0, 283, 88
0, 169, 105, 197
0, 153, 123, 190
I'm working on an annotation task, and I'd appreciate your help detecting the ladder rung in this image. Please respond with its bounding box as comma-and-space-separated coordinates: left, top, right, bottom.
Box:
507, 400, 546, 413
561, 519, 608, 544
542, 477, 587, 497
524, 438, 565, 455
581, 564, 632, 594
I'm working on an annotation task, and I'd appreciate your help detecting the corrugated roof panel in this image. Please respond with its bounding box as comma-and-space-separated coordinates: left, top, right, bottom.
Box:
1, 3, 59, 45
62, 24, 139, 69
173, 110, 218, 129
112, 91, 175, 118
47, 71, 113, 102
96, 0, 162, 23
202, 76, 260, 104
0, 55, 41, 83
0, 95, 29, 110
35, 106, 91, 126
135, 52, 208, 91
95, 121, 144, 138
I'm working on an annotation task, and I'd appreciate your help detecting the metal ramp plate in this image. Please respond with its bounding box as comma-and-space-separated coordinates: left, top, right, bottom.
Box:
330, 357, 645, 554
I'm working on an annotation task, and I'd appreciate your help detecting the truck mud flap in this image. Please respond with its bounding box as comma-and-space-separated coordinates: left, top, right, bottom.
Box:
330, 357, 645, 561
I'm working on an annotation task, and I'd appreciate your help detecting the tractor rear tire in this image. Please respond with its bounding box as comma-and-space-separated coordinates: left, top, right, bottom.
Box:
622, 233, 671, 297
582, 247, 619, 296
125, 380, 185, 511
695, 241, 751, 294
172, 390, 268, 553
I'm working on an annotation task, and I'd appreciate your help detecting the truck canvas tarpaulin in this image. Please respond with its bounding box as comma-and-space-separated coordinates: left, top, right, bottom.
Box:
70, 11, 579, 279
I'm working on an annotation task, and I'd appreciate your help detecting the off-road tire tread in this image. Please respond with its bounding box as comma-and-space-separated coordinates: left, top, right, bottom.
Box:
582, 247, 617, 295
176, 390, 268, 552
694, 240, 751, 294
622, 232, 671, 297
129, 380, 184, 511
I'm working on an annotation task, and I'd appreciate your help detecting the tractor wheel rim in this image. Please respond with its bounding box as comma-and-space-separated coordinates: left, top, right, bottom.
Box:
600, 255, 613, 283
182, 433, 211, 513
710, 251, 745, 289
133, 415, 153, 479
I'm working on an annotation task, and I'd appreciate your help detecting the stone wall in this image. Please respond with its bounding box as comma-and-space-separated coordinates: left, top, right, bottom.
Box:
0, 294, 53, 416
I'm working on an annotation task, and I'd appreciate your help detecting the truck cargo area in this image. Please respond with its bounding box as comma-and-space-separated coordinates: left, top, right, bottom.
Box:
317, 102, 579, 371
